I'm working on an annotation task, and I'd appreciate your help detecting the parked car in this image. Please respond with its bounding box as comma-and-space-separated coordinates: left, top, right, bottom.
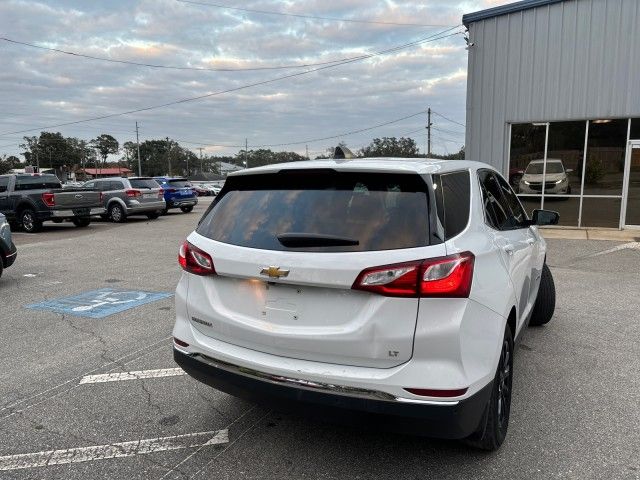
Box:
0, 174, 104, 233
153, 177, 198, 213
202, 183, 222, 196
519, 159, 572, 195
83, 177, 165, 222
0, 213, 17, 279
172, 158, 559, 450
192, 184, 209, 197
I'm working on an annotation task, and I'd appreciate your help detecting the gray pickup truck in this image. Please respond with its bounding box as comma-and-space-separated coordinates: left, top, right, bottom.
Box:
0, 174, 104, 233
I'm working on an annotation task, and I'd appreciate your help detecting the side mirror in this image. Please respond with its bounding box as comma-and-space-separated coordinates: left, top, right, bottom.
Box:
532, 209, 559, 226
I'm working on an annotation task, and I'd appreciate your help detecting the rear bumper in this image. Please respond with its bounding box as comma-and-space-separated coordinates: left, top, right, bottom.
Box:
48, 207, 105, 219
126, 200, 166, 214
174, 348, 492, 439
166, 198, 198, 208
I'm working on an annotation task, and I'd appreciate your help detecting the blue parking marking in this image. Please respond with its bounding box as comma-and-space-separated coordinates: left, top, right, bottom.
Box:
26, 289, 173, 319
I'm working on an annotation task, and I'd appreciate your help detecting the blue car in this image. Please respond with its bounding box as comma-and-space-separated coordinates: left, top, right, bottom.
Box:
153, 177, 198, 214
0, 213, 17, 279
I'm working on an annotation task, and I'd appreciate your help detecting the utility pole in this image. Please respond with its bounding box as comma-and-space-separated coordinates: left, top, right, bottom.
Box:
244, 138, 248, 169
426, 107, 432, 158
166, 137, 172, 176
306, 144, 309, 159
135, 121, 142, 176
197, 147, 204, 173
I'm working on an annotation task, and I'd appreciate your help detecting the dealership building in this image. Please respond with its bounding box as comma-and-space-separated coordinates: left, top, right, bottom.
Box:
463, 0, 640, 229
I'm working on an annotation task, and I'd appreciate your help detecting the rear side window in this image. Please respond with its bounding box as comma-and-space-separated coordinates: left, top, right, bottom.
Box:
0, 177, 9, 193
14, 175, 61, 191
197, 171, 430, 252
433, 171, 470, 239
129, 178, 159, 189
478, 170, 522, 230
110, 181, 125, 190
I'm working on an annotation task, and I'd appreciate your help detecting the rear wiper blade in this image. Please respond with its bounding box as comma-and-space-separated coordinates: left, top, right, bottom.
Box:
277, 233, 359, 247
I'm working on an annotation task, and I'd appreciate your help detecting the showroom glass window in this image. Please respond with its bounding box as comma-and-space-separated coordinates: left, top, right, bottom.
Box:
509, 123, 545, 217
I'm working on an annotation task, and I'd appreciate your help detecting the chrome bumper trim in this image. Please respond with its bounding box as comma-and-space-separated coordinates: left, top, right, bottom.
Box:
187, 352, 459, 406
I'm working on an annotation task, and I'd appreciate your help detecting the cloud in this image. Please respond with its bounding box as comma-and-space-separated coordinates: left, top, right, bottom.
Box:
0, 0, 507, 159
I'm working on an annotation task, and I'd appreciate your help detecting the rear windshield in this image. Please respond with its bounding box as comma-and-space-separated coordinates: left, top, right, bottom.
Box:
129, 178, 159, 189
14, 175, 61, 191
167, 179, 190, 188
197, 170, 430, 252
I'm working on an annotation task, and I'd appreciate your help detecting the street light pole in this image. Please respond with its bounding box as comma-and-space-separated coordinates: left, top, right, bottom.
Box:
166, 137, 172, 176
135, 121, 142, 176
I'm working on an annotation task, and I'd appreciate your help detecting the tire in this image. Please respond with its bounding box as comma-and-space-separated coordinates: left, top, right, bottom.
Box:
529, 264, 556, 326
109, 204, 127, 223
20, 209, 42, 233
464, 325, 514, 451
146, 212, 160, 220
180, 206, 193, 213
72, 217, 91, 228
0, 260, 3, 279
161, 208, 169, 215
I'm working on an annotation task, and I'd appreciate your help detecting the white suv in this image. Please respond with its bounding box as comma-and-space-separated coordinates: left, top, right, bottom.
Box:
172, 159, 559, 450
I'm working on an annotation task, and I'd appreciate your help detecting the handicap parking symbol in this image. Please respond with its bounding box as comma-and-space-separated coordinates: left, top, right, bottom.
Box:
26, 288, 173, 319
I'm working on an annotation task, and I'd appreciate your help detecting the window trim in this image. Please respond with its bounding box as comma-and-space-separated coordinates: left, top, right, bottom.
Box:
432, 169, 472, 241
477, 169, 529, 232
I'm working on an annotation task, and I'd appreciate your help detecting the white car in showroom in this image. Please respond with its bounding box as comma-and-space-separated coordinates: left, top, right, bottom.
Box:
518, 158, 572, 194
172, 159, 558, 450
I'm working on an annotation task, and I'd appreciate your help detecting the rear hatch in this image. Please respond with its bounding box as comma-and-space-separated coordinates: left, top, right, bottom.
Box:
186, 169, 445, 368
165, 179, 195, 199
129, 178, 163, 205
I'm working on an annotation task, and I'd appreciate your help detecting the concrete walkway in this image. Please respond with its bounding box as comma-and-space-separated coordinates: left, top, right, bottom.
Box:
540, 227, 640, 241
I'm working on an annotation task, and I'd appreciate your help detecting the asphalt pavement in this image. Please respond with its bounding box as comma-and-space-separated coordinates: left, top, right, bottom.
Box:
0, 199, 638, 479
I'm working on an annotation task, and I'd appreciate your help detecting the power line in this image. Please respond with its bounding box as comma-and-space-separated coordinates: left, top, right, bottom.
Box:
432, 126, 465, 136
253, 110, 430, 147
177, 0, 454, 27
431, 110, 465, 128
0, 28, 462, 137
1, 36, 404, 73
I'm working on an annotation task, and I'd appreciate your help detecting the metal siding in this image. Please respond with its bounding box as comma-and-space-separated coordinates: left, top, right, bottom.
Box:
465, 0, 640, 172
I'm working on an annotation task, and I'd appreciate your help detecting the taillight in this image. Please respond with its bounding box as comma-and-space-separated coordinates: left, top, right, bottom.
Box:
178, 241, 216, 276
166, 188, 176, 193
99, 192, 104, 202
42, 192, 55, 207
158, 189, 164, 198
352, 252, 474, 298
125, 189, 142, 198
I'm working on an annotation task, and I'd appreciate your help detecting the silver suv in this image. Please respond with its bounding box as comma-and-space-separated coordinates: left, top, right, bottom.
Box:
84, 177, 166, 223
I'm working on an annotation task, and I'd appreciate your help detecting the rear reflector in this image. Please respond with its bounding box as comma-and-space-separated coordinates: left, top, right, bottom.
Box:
174, 338, 189, 348
352, 252, 474, 298
178, 241, 216, 276
403, 387, 468, 398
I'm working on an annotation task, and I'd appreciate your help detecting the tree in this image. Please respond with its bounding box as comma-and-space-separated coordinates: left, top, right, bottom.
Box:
91, 134, 119, 171
359, 137, 420, 157
0, 155, 22, 174
429, 146, 465, 160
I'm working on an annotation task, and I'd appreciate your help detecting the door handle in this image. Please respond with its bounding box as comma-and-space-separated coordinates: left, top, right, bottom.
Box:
525, 238, 535, 245
503, 245, 515, 255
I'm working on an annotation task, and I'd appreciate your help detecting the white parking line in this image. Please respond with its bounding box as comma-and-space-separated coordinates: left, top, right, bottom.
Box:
0, 430, 228, 471
79, 368, 186, 384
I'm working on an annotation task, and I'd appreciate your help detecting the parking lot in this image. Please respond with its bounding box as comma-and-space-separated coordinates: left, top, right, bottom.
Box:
0, 198, 638, 480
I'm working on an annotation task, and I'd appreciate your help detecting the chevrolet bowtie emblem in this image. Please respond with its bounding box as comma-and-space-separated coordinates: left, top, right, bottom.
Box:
260, 266, 290, 278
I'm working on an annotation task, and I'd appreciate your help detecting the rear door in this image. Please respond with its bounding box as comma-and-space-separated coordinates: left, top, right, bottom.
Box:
478, 170, 535, 328
186, 169, 446, 368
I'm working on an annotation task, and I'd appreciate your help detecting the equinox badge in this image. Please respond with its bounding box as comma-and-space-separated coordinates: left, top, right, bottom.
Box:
260, 266, 290, 279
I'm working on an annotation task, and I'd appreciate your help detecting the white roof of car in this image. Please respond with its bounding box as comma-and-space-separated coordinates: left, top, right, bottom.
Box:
230, 158, 491, 176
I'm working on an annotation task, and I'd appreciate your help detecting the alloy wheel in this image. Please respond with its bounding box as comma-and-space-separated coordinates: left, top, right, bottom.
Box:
497, 338, 512, 428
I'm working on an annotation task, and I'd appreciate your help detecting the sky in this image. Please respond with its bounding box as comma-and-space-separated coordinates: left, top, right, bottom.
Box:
0, 0, 511, 161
